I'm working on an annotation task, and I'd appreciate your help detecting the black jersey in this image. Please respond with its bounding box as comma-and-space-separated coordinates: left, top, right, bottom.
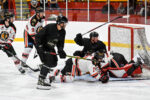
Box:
35, 23, 66, 51
110, 52, 128, 68
74, 37, 107, 56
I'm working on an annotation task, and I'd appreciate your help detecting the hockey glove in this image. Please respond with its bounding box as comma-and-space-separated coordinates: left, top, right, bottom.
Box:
73, 51, 84, 57
100, 75, 109, 83
4, 43, 12, 50
76, 33, 82, 40
58, 49, 66, 58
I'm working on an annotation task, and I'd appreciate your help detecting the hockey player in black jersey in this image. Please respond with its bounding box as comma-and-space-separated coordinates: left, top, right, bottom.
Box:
0, 13, 25, 74
35, 15, 68, 90
74, 32, 107, 57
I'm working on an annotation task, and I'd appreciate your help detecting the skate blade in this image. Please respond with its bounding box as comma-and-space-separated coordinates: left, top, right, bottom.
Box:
36, 85, 51, 90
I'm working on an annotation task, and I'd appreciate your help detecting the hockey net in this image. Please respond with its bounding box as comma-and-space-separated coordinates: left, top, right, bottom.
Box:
108, 24, 150, 76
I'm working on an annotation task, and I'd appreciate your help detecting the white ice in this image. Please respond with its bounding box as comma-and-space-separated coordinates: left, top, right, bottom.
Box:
0, 42, 150, 100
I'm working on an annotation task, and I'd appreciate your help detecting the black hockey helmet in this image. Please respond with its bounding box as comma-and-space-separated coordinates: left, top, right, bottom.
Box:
31, 0, 38, 6
56, 15, 68, 24
89, 31, 99, 38
94, 51, 105, 60
36, 7, 44, 13
10, 13, 15, 18
4, 12, 11, 20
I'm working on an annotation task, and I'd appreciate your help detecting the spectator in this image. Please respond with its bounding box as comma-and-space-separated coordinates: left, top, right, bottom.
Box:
50, 0, 59, 9
117, 3, 126, 14
2, 0, 8, 13
101, 2, 116, 14
40, 0, 49, 9
129, 0, 137, 11
26, 13, 30, 20
0, 0, 3, 19
31, 0, 39, 10
136, 2, 145, 16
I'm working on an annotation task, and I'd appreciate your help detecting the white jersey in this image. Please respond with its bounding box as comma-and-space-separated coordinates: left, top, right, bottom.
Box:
71, 55, 109, 80
0, 24, 16, 44
25, 14, 44, 36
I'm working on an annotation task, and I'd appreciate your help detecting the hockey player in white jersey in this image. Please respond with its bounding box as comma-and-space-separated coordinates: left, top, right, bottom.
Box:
21, 7, 45, 68
0, 13, 25, 74
49, 51, 145, 83
49, 51, 109, 83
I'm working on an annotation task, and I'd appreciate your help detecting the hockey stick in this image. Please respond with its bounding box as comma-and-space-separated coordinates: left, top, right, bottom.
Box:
46, 52, 96, 62
109, 77, 150, 81
82, 15, 130, 36
0, 47, 40, 72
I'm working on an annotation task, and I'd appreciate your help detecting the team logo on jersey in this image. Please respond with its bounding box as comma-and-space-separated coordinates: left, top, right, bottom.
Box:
36, 26, 43, 33
0, 31, 9, 41
31, 18, 37, 26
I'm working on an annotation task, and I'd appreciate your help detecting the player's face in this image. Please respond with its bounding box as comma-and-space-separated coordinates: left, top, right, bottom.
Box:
10, 17, 15, 23
60, 23, 67, 29
39, 12, 44, 18
91, 37, 98, 43
5, 19, 10, 27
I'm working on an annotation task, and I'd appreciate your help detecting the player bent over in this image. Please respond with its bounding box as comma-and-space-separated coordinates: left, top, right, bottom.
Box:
35, 15, 68, 90
50, 51, 109, 83
0, 13, 25, 74
21, 7, 45, 68
74, 31, 107, 57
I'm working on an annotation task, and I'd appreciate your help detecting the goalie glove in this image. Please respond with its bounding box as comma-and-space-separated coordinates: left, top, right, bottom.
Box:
4, 43, 12, 49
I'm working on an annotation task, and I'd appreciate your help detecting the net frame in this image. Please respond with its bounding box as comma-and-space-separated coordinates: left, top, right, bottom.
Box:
108, 24, 150, 63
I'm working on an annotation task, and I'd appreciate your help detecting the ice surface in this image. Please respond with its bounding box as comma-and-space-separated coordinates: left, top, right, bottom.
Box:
0, 42, 150, 100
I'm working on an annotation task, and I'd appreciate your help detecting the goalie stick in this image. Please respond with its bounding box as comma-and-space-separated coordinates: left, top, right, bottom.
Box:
109, 76, 150, 81
0, 46, 40, 72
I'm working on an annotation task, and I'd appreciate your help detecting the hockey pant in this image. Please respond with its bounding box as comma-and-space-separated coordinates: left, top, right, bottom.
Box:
22, 30, 35, 63
106, 63, 142, 78
37, 48, 58, 79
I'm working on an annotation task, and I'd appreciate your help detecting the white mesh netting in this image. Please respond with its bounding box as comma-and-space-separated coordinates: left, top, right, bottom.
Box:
108, 24, 150, 65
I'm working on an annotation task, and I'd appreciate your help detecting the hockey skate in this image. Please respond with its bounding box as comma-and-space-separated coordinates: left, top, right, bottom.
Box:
37, 75, 51, 90
18, 67, 25, 74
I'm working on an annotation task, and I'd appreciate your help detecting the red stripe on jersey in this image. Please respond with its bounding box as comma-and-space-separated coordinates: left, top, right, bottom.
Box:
26, 25, 28, 30
71, 65, 76, 77
112, 58, 120, 68
25, 31, 28, 48
7, 39, 13, 43
91, 72, 98, 78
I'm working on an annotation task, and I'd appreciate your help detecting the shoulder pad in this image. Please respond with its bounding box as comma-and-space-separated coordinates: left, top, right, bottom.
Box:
31, 18, 38, 26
